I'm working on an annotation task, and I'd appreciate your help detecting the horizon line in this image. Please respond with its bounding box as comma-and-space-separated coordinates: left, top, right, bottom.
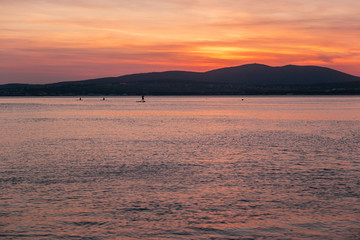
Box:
1, 63, 359, 86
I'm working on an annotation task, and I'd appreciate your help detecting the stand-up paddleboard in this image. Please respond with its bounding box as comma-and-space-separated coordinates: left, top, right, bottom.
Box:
137, 95, 145, 102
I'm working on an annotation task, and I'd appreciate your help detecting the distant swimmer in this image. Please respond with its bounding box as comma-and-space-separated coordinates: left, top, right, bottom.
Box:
242, 99, 244, 101
103, 97, 105, 101
79, 97, 82, 101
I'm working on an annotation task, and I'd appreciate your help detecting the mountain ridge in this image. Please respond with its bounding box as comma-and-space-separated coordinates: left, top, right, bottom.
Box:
1, 64, 359, 95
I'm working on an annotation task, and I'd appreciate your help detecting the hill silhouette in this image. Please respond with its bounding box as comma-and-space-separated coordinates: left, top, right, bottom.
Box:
1, 64, 359, 95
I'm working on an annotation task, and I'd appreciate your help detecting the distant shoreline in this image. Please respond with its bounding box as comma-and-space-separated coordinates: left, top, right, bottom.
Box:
1, 64, 359, 96
1, 94, 360, 98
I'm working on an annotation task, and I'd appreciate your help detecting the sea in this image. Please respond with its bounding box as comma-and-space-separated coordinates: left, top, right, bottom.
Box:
0, 96, 359, 240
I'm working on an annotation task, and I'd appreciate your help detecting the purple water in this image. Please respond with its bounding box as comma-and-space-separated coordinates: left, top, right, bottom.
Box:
0, 96, 359, 239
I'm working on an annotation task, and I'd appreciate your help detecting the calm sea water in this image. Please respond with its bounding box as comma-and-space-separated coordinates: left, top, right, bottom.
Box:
0, 96, 359, 240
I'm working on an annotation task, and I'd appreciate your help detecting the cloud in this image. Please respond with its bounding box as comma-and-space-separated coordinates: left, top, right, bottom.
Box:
1, 0, 360, 83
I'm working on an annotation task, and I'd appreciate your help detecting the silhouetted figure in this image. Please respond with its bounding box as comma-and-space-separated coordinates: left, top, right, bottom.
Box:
242, 99, 244, 101
79, 97, 82, 101
103, 97, 105, 101
137, 95, 145, 102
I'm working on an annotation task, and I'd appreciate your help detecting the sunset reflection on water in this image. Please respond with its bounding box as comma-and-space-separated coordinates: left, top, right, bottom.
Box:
0, 96, 359, 239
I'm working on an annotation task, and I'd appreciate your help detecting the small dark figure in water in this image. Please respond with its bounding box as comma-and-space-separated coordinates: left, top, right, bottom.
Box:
103, 97, 105, 101
79, 97, 82, 101
242, 99, 244, 101
142, 95, 145, 101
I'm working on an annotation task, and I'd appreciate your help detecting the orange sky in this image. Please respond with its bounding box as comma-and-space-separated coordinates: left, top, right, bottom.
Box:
1, 0, 360, 84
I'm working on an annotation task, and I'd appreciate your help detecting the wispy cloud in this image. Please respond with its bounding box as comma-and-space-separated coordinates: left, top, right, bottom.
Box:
1, 0, 360, 83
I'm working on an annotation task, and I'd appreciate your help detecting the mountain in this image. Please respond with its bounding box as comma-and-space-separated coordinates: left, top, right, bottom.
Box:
1, 64, 360, 95
204, 64, 360, 85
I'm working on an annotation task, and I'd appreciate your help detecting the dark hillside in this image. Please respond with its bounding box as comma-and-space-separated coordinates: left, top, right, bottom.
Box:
1, 64, 359, 95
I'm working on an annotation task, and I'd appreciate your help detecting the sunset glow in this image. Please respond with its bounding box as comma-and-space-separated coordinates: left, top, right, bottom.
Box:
1, 0, 360, 83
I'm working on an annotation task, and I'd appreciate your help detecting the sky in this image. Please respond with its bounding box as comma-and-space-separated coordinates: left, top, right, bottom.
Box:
1, 0, 360, 84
